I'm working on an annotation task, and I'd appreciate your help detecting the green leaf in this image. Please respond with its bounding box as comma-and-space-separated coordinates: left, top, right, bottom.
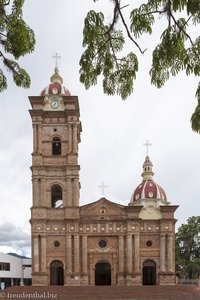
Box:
5, 16, 35, 59
0, 69, 7, 92
130, 4, 154, 38
191, 82, 200, 133
80, 10, 138, 99
0, 0, 35, 92
3, 59, 30, 88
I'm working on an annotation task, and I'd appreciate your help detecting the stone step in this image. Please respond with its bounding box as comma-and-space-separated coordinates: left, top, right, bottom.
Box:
2, 285, 200, 300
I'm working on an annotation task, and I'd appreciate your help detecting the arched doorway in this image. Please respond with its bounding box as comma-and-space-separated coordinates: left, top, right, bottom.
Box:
50, 260, 64, 285
95, 261, 111, 285
143, 260, 156, 285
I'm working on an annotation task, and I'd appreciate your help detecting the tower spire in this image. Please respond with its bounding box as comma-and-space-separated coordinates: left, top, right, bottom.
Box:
141, 156, 154, 180
50, 53, 63, 84
52, 53, 61, 70
142, 140, 154, 180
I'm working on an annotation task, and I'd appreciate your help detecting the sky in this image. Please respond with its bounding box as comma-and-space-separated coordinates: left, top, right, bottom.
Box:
0, 0, 199, 257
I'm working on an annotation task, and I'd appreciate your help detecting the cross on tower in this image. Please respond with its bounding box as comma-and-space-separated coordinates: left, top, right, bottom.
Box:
98, 181, 108, 195
52, 53, 61, 68
143, 140, 152, 156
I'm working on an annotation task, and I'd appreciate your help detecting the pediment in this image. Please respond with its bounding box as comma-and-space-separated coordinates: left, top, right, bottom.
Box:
80, 198, 126, 217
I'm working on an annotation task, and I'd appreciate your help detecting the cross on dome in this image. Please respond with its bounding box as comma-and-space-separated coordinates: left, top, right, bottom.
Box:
143, 140, 152, 156
50, 53, 63, 84
52, 53, 61, 69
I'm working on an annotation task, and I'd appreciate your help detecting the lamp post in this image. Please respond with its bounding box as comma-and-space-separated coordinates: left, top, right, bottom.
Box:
20, 265, 25, 286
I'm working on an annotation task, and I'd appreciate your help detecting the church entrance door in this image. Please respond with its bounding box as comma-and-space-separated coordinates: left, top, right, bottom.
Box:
142, 260, 156, 285
95, 262, 111, 285
50, 260, 64, 285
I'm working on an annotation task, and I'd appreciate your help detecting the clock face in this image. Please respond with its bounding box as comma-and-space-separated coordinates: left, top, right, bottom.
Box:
51, 99, 59, 109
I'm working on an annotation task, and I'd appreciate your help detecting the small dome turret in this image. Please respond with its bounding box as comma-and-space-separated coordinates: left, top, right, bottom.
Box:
129, 156, 167, 205
40, 67, 71, 96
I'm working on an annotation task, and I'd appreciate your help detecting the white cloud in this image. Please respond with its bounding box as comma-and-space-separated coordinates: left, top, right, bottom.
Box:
0, 223, 31, 256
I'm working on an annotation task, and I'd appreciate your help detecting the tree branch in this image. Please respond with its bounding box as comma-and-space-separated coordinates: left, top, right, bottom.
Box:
117, 1, 146, 53
169, 11, 194, 45
0, 32, 7, 38
105, 0, 146, 54
108, 32, 120, 70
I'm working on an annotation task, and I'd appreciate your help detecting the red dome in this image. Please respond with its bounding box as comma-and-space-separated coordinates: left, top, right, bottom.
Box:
40, 67, 71, 96
40, 82, 71, 96
132, 179, 167, 202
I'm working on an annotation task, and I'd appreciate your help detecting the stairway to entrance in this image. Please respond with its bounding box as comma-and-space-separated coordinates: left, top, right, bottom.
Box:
3, 285, 200, 300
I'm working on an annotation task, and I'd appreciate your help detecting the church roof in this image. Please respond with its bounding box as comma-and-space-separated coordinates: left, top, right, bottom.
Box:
80, 197, 127, 219
40, 67, 71, 96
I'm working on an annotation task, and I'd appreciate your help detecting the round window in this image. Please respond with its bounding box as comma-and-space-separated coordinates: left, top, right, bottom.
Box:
99, 240, 107, 248
146, 240, 152, 247
54, 240, 60, 247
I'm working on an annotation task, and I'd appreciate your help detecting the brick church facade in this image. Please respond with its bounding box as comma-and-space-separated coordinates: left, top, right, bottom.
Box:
29, 68, 178, 286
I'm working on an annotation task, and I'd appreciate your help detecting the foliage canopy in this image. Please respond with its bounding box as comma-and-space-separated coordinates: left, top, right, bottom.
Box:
0, 0, 35, 92
80, 0, 200, 133
176, 216, 200, 279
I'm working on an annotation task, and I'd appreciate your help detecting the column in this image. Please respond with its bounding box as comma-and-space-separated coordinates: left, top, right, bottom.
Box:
167, 234, 173, 272
32, 178, 39, 206
37, 124, 42, 153
82, 236, 88, 273
66, 178, 72, 206
126, 235, 132, 273
33, 237, 39, 272
68, 124, 72, 153
33, 124, 37, 153
160, 234, 166, 272
40, 236, 46, 272
74, 235, 80, 273
40, 179, 46, 206
134, 234, 140, 272
72, 124, 78, 154
118, 236, 124, 273
73, 178, 79, 206
66, 236, 72, 273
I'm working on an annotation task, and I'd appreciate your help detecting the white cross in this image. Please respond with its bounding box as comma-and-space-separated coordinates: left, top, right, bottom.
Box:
98, 181, 108, 195
143, 140, 152, 156
52, 53, 61, 68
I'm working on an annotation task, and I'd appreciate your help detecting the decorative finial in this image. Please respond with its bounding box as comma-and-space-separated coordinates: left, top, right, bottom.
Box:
52, 53, 61, 69
50, 53, 63, 84
143, 140, 152, 156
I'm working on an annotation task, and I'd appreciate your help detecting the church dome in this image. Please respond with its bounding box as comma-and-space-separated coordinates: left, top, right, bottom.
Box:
40, 67, 71, 96
132, 179, 167, 202
130, 156, 167, 204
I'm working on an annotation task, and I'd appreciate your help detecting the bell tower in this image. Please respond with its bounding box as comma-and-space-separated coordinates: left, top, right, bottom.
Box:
29, 68, 82, 285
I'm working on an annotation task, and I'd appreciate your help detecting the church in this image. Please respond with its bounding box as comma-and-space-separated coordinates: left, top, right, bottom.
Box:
29, 67, 178, 286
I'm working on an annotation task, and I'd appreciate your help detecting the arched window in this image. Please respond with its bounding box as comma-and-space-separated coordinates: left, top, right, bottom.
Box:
51, 185, 63, 208
52, 137, 61, 155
